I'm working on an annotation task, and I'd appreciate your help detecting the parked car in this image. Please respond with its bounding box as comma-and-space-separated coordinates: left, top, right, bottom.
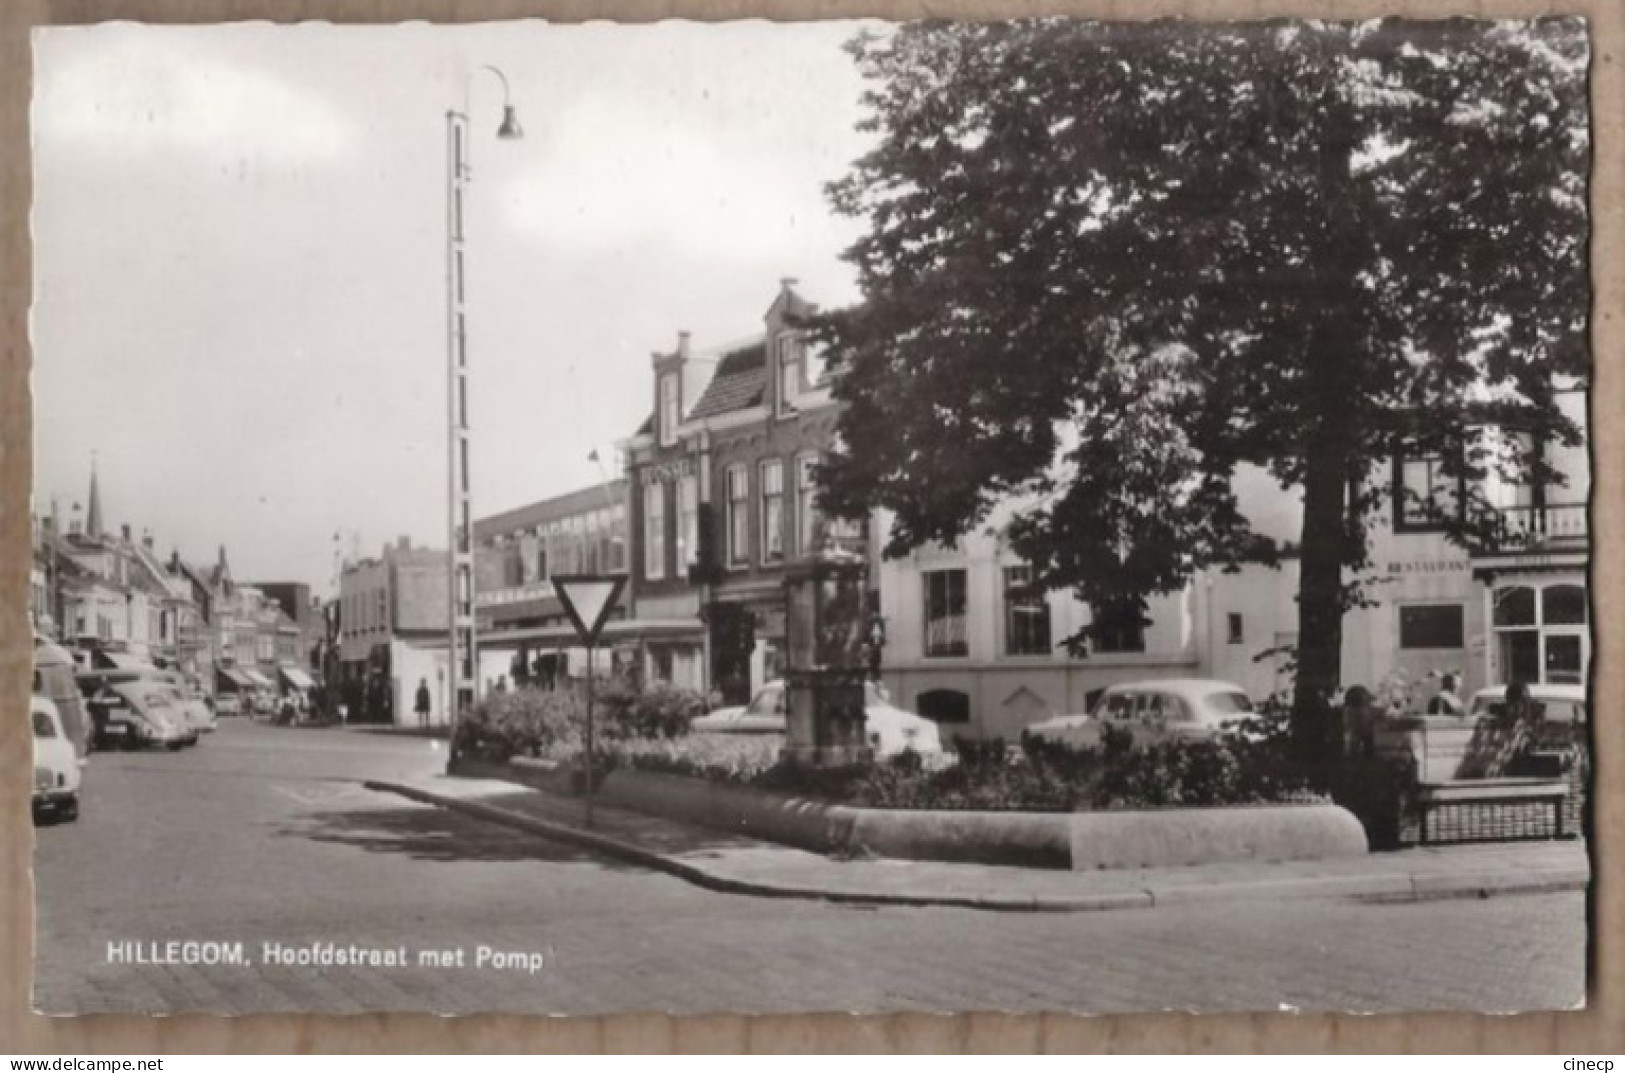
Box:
1467, 683, 1587, 725
214, 692, 243, 717
83, 678, 194, 750
32, 695, 82, 823
690, 683, 789, 734
157, 673, 218, 735
692, 680, 943, 757
1087, 678, 1258, 742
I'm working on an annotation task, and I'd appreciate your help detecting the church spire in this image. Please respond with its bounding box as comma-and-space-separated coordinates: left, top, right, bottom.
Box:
86, 451, 104, 539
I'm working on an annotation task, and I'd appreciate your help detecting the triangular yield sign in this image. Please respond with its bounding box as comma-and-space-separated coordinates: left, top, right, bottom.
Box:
552, 574, 627, 645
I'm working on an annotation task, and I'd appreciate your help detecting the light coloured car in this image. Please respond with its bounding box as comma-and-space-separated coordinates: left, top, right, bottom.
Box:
32, 695, 82, 823
1467, 683, 1587, 725
86, 679, 194, 750
157, 674, 218, 735
692, 680, 943, 757
691, 684, 789, 734
1088, 678, 1258, 741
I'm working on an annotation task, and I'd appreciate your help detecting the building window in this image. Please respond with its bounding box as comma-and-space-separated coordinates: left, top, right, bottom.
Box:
796, 454, 820, 554
760, 460, 785, 564
1003, 566, 1051, 656
726, 466, 750, 566
609, 505, 627, 573
923, 569, 968, 658
658, 372, 679, 447
676, 476, 698, 571
1493, 582, 1587, 687
1393, 448, 1463, 532
776, 336, 801, 417
1399, 604, 1465, 649
644, 482, 666, 581
1090, 604, 1146, 654
1227, 612, 1245, 645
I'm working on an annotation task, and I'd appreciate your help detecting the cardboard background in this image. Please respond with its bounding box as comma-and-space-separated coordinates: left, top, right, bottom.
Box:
1, 0, 1620, 1053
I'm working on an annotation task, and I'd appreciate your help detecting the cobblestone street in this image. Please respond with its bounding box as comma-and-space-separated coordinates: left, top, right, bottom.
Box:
32, 720, 1587, 1017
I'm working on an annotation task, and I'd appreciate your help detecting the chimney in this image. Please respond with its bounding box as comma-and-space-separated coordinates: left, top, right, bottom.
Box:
397, 535, 410, 551
142, 530, 154, 551
780, 276, 799, 295
677, 331, 691, 360
121, 523, 132, 543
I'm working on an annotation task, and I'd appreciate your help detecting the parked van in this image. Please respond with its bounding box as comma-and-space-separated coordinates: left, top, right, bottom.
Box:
32, 695, 82, 822
34, 638, 91, 759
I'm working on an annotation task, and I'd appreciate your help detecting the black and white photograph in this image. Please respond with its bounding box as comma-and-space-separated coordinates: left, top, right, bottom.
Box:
25, 15, 1593, 1019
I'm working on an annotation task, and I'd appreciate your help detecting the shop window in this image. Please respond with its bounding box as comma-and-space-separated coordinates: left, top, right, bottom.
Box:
1493, 586, 1536, 627
1227, 613, 1245, 645
1545, 635, 1584, 684
1003, 565, 1051, 656
1543, 584, 1587, 625
1399, 604, 1465, 650
923, 569, 968, 657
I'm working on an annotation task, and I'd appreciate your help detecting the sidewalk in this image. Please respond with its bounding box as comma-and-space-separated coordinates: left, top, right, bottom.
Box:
365, 770, 1591, 913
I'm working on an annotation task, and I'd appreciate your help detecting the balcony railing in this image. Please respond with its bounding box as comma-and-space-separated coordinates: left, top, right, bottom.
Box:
1488, 503, 1587, 551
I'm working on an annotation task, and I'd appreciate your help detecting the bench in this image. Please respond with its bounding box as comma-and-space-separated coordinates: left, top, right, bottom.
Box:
1416, 778, 1570, 845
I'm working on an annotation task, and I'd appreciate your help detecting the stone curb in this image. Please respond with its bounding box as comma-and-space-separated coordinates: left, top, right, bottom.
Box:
364, 779, 1588, 913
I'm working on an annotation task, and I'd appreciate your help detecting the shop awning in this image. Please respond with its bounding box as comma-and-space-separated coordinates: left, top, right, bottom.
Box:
217, 667, 254, 691
96, 650, 158, 674
480, 618, 705, 650
244, 669, 275, 689
280, 666, 316, 690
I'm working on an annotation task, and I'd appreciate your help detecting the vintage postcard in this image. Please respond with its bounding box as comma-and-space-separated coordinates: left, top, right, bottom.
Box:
26, 16, 1593, 1017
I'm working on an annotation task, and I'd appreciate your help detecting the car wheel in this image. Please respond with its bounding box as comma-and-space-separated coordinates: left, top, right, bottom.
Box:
59, 797, 79, 823
166, 741, 184, 752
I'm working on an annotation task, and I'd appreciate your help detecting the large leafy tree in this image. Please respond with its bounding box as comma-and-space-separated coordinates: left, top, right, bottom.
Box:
816, 19, 1589, 762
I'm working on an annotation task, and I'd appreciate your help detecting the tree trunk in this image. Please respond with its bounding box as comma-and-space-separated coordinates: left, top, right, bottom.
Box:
1293, 423, 1349, 772
1293, 84, 1364, 775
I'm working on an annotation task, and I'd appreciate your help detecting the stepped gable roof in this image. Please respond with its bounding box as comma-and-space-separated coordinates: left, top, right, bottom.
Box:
688, 340, 767, 421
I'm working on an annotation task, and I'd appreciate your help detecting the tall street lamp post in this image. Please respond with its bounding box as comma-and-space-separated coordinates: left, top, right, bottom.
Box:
446, 65, 521, 759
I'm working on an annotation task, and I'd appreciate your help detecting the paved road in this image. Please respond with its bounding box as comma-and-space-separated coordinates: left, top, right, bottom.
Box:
32, 719, 1587, 1017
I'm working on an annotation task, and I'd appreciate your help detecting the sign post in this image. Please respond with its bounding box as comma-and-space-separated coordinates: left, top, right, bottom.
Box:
551, 573, 627, 828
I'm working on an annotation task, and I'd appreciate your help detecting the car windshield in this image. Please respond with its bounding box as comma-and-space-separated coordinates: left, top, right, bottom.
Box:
132, 689, 171, 710
32, 710, 57, 738
745, 686, 783, 717
1204, 691, 1254, 715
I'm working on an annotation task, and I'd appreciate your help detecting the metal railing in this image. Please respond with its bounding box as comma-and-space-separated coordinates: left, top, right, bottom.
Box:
1492, 503, 1587, 549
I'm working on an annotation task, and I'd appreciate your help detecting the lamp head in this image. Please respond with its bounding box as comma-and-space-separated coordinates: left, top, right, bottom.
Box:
497, 105, 523, 140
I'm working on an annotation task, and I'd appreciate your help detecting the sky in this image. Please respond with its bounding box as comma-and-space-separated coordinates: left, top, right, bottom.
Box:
30, 20, 878, 595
